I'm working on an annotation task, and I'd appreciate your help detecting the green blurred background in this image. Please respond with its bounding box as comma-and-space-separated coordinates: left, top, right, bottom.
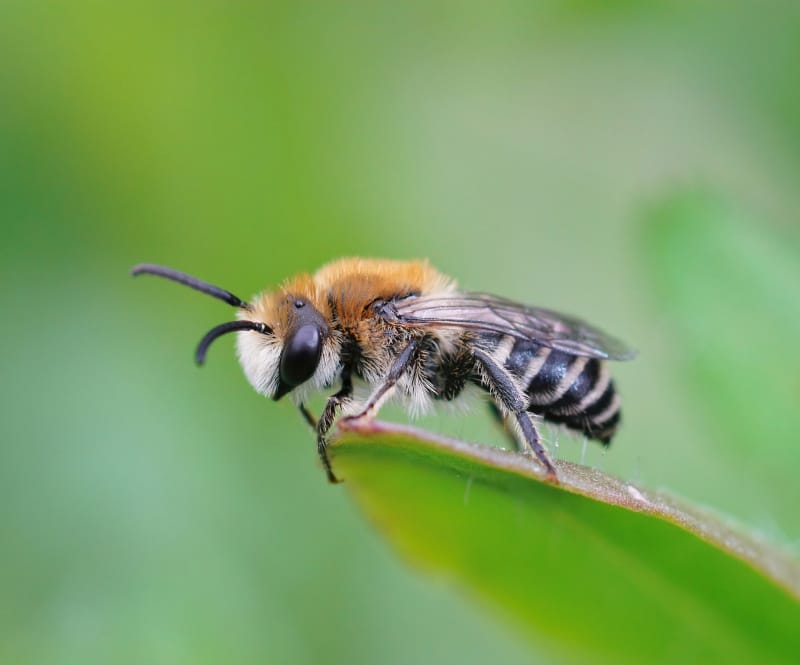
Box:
1, 2, 799, 664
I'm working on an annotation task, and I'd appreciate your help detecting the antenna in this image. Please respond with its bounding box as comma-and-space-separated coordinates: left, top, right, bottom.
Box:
131, 263, 250, 309
195, 320, 272, 365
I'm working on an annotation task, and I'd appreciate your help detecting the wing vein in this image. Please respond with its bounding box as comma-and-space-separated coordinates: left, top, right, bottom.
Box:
394, 292, 635, 361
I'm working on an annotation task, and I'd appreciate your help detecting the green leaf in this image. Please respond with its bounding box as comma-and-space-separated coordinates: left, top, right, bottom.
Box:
331, 420, 800, 665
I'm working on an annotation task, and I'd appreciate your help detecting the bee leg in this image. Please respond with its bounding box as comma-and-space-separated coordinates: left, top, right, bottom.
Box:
487, 402, 525, 453
345, 340, 420, 421
474, 350, 558, 480
313, 371, 353, 484
317, 437, 339, 485
513, 409, 557, 481
298, 403, 317, 429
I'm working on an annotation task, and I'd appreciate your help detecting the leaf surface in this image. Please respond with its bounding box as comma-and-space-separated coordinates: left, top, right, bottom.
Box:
331, 420, 800, 665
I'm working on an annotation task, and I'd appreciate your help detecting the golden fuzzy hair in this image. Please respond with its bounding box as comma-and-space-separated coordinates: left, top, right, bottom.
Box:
246, 258, 455, 335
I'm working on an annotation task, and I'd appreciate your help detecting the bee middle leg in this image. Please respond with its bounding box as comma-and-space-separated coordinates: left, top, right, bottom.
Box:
344, 340, 420, 421
473, 349, 557, 480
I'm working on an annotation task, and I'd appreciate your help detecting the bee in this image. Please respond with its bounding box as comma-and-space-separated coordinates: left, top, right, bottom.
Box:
132, 258, 634, 483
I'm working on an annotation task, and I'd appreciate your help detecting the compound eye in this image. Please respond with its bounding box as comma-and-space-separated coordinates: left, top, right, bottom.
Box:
280, 324, 322, 387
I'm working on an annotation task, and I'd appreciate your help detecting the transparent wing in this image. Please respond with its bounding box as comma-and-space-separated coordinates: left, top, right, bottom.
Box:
392, 292, 636, 360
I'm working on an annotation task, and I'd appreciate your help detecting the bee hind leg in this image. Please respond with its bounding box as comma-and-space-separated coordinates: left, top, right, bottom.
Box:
474, 350, 558, 481
512, 409, 557, 481
487, 402, 525, 453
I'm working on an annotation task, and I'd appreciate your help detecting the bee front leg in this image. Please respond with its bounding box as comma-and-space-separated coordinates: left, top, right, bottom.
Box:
310, 370, 353, 484
298, 403, 318, 429
473, 349, 558, 481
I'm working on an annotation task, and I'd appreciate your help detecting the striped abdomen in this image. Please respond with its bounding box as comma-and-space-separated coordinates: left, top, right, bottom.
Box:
497, 335, 621, 443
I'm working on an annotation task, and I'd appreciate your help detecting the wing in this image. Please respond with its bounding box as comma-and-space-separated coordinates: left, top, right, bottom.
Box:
392, 292, 636, 360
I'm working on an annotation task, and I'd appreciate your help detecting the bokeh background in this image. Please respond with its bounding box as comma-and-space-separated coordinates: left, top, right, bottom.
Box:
1, 2, 799, 664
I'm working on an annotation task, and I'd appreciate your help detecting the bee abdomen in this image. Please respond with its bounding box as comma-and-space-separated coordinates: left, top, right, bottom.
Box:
500, 337, 622, 444
545, 378, 621, 444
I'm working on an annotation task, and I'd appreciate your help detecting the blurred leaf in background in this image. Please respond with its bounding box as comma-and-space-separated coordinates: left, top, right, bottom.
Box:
642, 192, 800, 543
1, 1, 799, 664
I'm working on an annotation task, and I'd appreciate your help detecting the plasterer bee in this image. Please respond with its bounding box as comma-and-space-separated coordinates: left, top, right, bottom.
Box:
132, 258, 634, 483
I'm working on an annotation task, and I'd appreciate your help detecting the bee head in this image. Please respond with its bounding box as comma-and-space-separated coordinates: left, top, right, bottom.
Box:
239, 288, 333, 401
131, 264, 334, 402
